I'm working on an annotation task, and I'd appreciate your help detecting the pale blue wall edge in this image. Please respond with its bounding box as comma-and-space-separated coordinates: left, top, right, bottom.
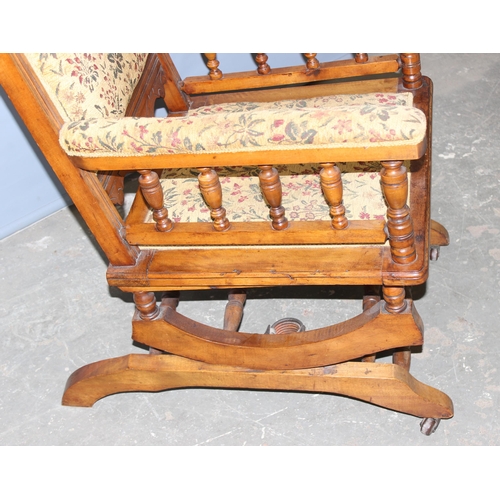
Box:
0, 53, 351, 240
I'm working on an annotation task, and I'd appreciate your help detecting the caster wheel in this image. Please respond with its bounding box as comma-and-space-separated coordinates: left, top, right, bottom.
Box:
430, 246, 440, 261
420, 417, 440, 435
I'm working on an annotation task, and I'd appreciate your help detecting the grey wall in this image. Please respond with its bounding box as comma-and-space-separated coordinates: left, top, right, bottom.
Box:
0, 53, 350, 240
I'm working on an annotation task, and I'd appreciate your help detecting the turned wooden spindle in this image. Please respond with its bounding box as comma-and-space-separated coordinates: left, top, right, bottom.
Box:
304, 53, 319, 70
223, 290, 247, 331
197, 168, 230, 231
134, 291, 160, 321
380, 160, 416, 264
258, 165, 288, 230
255, 53, 271, 75
362, 285, 381, 363
401, 53, 422, 90
382, 285, 412, 369
382, 286, 407, 314
138, 169, 172, 232
204, 53, 222, 80
355, 53, 369, 63
320, 162, 348, 230
148, 291, 181, 355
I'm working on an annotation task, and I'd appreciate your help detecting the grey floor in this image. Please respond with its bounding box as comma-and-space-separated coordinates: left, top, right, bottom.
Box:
1, 54, 499, 447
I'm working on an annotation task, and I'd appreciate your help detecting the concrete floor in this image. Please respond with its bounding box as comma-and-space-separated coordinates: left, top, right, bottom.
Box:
1, 54, 499, 447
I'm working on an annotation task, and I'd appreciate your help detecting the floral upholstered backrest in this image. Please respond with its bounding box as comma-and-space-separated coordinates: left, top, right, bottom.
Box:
25, 53, 148, 122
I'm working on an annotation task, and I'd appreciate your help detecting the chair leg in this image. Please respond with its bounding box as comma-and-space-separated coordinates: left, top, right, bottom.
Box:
223, 290, 246, 331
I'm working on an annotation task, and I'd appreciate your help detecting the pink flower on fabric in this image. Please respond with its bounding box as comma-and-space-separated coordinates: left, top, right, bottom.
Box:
273, 119, 284, 127
171, 131, 181, 147
271, 134, 285, 142
139, 125, 148, 139
360, 212, 370, 219
131, 142, 143, 152
333, 119, 352, 135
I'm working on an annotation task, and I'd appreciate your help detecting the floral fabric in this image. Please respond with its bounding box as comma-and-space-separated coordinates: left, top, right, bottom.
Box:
58, 92, 426, 157
25, 53, 148, 122
148, 162, 409, 224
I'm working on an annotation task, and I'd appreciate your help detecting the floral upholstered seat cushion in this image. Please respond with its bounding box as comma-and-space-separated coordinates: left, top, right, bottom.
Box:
58, 92, 426, 157
148, 161, 404, 224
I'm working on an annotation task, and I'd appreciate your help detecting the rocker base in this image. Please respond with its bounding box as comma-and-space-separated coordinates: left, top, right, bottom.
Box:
62, 353, 454, 422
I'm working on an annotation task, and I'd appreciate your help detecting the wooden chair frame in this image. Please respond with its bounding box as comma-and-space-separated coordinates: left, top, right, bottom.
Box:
0, 53, 453, 435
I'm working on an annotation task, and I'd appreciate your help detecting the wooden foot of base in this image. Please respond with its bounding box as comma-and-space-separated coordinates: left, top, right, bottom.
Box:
62, 354, 454, 422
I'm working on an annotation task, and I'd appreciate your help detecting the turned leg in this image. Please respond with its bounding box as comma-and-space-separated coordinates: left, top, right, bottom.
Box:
382, 286, 412, 370
223, 290, 247, 331
380, 160, 416, 265
362, 285, 380, 363
134, 292, 162, 355
134, 291, 160, 320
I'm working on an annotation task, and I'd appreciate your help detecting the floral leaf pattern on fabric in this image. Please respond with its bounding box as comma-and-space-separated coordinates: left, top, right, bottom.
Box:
59, 94, 426, 157
148, 162, 410, 224
26, 53, 147, 122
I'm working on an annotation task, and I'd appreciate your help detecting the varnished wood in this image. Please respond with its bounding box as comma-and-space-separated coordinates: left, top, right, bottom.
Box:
319, 162, 348, 230
125, 219, 387, 246
255, 53, 270, 74
304, 53, 319, 71
156, 54, 191, 116
138, 170, 172, 232
197, 168, 230, 231
355, 53, 369, 63
61, 354, 453, 421
204, 53, 222, 80
361, 285, 380, 363
132, 299, 423, 370
401, 53, 422, 90
190, 77, 400, 107
430, 219, 450, 247
223, 290, 247, 331
134, 291, 160, 320
182, 55, 400, 95
258, 165, 288, 230
1, 52, 453, 428
73, 139, 427, 173
381, 160, 416, 264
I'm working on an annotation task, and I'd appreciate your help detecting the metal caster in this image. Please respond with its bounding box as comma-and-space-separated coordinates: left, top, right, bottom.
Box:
420, 417, 440, 435
430, 246, 440, 261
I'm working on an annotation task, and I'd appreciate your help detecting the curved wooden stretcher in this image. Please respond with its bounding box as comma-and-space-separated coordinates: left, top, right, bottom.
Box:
0, 52, 453, 435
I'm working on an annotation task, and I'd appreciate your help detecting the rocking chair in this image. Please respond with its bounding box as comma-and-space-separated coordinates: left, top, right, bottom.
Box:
0, 52, 453, 435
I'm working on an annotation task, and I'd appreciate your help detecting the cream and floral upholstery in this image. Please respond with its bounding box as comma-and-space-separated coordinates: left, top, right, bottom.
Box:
24, 54, 424, 226
25, 53, 148, 121
153, 162, 395, 224
57, 92, 425, 157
